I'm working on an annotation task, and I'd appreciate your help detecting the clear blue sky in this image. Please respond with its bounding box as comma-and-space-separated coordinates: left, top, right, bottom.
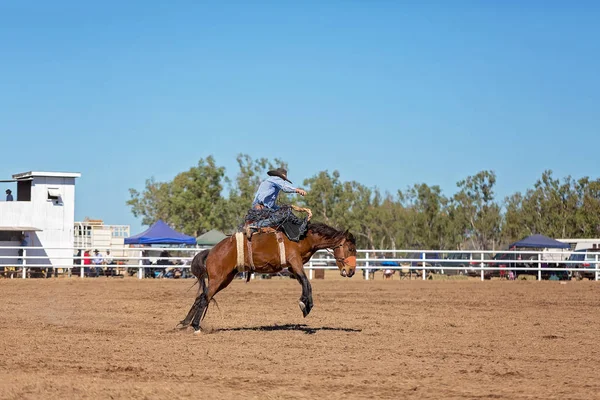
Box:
1, 1, 598, 235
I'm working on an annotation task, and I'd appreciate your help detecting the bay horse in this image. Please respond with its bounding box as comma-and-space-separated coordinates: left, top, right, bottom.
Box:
178, 223, 357, 332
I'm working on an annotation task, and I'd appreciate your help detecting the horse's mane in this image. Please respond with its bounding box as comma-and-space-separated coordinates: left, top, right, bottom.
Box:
307, 222, 355, 243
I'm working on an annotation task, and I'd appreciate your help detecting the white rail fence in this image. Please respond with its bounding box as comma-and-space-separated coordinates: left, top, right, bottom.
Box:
0, 247, 599, 281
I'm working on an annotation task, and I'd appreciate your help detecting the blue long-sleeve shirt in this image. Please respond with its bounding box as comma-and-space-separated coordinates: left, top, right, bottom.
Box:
252, 176, 297, 209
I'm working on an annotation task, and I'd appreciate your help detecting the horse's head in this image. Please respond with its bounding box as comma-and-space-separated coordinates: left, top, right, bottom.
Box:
332, 230, 357, 278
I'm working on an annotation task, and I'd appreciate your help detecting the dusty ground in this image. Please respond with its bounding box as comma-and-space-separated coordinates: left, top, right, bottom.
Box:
0, 276, 599, 399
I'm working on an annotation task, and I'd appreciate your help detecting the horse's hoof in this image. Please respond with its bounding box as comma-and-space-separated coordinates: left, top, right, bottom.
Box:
193, 329, 202, 334
299, 301, 309, 318
176, 321, 189, 330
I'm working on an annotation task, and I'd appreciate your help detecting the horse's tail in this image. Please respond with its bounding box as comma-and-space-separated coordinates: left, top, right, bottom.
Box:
178, 249, 211, 329
191, 249, 210, 296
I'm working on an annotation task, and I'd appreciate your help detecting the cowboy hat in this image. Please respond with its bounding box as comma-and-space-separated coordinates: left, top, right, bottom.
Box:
267, 168, 292, 183
5, 189, 11, 193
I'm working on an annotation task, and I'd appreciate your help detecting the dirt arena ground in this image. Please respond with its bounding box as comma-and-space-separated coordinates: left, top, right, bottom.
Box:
1, 276, 599, 399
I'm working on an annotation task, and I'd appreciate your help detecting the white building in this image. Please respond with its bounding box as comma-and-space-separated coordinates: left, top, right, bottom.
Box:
74, 218, 130, 257
0, 171, 80, 270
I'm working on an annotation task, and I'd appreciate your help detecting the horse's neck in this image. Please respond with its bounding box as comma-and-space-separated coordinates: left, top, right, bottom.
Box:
307, 232, 342, 252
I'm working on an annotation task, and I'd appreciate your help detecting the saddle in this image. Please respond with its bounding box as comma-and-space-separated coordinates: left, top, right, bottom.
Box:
236, 205, 312, 274
242, 204, 312, 242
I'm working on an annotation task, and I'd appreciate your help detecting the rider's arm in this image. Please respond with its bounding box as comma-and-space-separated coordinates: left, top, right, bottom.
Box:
274, 177, 307, 196
276, 178, 298, 193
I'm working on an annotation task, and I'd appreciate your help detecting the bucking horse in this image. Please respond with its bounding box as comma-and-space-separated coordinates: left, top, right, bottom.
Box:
178, 216, 357, 332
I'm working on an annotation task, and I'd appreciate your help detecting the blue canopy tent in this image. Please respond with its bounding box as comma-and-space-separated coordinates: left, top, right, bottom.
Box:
124, 220, 196, 245
509, 234, 570, 249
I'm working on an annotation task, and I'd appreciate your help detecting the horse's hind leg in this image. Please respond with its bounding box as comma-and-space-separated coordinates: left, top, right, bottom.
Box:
191, 269, 237, 332
179, 294, 204, 328
190, 292, 209, 332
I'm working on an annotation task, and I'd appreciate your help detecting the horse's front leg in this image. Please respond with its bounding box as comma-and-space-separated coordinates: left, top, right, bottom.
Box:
290, 263, 313, 317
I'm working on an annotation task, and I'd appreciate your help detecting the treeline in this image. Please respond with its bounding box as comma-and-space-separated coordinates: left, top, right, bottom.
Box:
127, 154, 600, 250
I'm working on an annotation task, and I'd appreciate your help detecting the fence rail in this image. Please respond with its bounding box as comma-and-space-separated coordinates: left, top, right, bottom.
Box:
0, 247, 598, 281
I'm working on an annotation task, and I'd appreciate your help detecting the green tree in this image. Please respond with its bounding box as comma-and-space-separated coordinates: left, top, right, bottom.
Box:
453, 171, 502, 250
302, 171, 384, 249
376, 194, 408, 250
346, 182, 378, 249
127, 154, 600, 251
301, 170, 347, 224
127, 177, 171, 227
519, 170, 578, 238
573, 177, 600, 237
127, 156, 227, 236
399, 184, 450, 249
501, 192, 530, 245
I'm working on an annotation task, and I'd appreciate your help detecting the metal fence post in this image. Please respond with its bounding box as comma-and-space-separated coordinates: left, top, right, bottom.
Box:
469, 253, 473, 279
138, 250, 143, 279
596, 254, 599, 282
365, 252, 370, 281
480, 252, 484, 281
422, 252, 426, 280
537, 253, 541, 281
309, 261, 313, 280
80, 249, 85, 278
22, 248, 27, 279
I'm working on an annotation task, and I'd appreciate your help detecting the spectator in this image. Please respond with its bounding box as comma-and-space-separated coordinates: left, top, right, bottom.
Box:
104, 250, 114, 265
83, 250, 92, 276
381, 260, 399, 280
17, 233, 29, 264
91, 249, 104, 277
73, 249, 82, 276
141, 250, 153, 278
156, 250, 172, 278
92, 249, 103, 265
74, 249, 82, 265
157, 250, 172, 266
164, 265, 182, 279
6, 189, 13, 201
180, 258, 192, 278
103, 249, 115, 276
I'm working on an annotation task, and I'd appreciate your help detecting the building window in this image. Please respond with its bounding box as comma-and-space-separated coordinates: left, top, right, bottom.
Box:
17, 180, 32, 201
48, 188, 61, 200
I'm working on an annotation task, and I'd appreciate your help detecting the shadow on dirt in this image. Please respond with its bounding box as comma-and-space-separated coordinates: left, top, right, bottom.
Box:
216, 324, 362, 335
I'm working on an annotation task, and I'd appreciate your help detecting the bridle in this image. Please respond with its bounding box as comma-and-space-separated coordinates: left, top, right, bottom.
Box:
327, 242, 357, 268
